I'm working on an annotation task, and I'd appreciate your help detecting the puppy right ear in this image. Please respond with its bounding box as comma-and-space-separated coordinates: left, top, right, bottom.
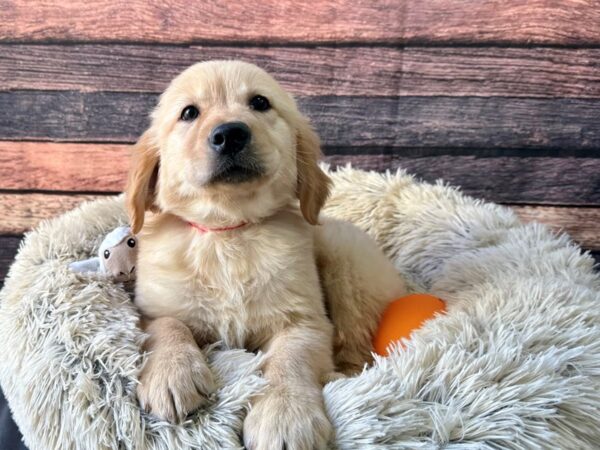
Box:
126, 130, 160, 234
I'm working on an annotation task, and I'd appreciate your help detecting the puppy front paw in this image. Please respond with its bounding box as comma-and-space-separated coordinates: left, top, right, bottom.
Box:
243, 385, 331, 450
137, 344, 216, 423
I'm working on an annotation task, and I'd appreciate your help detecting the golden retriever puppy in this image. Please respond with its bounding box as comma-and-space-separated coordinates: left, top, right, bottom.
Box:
127, 60, 406, 450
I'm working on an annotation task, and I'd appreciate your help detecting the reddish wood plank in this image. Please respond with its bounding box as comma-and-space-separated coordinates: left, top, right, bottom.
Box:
2, 45, 600, 98
0, 193, 102, 234
513, 205, 600, 251
0, 141, 129, 192
2, 93, 600, 150
2, 142, 600, 206
404, 0, 600, 45
0, 0, 400, 43
0, 193, 598, 251
0, 0, 598, 45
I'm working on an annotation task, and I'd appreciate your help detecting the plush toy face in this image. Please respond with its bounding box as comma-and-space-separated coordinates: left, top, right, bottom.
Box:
98, 227, 138, 282
69, 226, 138, 282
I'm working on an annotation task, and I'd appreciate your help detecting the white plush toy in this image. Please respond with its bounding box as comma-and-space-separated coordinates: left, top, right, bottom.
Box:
69, 226, 137, 282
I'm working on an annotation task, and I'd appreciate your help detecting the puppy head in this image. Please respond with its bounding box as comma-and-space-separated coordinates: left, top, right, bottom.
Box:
126, 60, 330, 233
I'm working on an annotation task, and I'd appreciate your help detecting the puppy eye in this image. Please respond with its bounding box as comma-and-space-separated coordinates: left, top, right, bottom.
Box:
249, 95, 271, 112
180, 105, 199, 121
127, 238, 136, 248
103, 249, 110, 259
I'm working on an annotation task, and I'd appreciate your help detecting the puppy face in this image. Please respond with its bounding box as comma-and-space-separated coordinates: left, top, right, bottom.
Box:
127, 61, 330, 232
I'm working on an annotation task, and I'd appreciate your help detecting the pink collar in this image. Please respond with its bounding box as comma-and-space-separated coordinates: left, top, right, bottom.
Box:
187, 220, 249, 234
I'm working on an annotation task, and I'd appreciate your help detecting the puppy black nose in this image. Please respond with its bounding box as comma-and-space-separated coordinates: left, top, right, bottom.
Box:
208, 122, 251, 155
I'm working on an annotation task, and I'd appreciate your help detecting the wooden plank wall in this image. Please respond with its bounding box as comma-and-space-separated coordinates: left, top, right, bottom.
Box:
1, 0, 599, 287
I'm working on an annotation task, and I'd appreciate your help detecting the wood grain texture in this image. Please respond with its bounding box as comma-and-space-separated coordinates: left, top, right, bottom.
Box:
325, 155, 600, 206
403, 0, 600, 46
0, 193, 598, 251
2, 45, 600, 98
513, 206, 600, 251
2, 142, 599, 206
0, 45, 401, 96
0, 0, 401, 44
0, 141, 130, 192
0, 0, 599, 45
0, 193, 102, 234
2, 92, 600, 150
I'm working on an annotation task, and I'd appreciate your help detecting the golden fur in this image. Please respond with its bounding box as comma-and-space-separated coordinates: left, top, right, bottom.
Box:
126, 61, 406, 450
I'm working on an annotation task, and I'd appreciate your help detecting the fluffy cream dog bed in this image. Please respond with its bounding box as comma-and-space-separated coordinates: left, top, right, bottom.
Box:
1, 167, 599, 450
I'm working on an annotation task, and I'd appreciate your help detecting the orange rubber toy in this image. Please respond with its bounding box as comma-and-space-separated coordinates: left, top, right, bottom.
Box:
373, 293, 446, 356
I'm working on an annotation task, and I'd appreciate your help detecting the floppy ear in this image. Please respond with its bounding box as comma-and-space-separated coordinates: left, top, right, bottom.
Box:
295, 117, 331, 225
126, 130, 160, 234
69, 257, 101, 274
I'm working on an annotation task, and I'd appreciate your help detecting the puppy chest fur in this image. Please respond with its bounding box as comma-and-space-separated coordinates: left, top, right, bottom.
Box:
134, 211, 327, 349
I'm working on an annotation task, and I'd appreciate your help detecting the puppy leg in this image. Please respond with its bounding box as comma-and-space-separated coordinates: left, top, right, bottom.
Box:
137, 316, 216, 423
244, 318, 334, 450
315, 219, 407, 374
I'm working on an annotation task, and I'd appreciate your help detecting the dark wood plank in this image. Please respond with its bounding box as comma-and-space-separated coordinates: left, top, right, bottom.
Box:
3, 45, 600, 98
0, 236, 21, 290
397, 47, 600, 99
2, 92, 600, 150
324, 155, 600, 206
2, 142, 600, 206
0, 45, 402, 96
0, 0, 599, 45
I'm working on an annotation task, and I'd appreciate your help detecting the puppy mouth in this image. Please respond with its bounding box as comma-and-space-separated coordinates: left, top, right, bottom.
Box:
208, 155, 264, 184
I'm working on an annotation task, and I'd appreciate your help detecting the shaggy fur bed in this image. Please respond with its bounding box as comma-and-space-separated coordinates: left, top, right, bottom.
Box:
1, 167, 599, 449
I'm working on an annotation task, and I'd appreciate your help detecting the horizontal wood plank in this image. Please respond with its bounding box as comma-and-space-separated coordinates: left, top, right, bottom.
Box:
0, 45, 401, 96
404, 0, 600, 46
0, 142, 129, 192
2, 142, 600, 206
397, 47, 600, 99
325, 154, 600, 206
2, 45, 600, 98
0, 1, 598, 45
512, 206, 600, 252
0, 194, 598, 251
0, 194, 102, 234
2, 92, 600, 150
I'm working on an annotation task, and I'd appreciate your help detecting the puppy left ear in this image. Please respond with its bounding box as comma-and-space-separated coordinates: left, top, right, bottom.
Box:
126, 129, 160, 234
295, 117, 331, 225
